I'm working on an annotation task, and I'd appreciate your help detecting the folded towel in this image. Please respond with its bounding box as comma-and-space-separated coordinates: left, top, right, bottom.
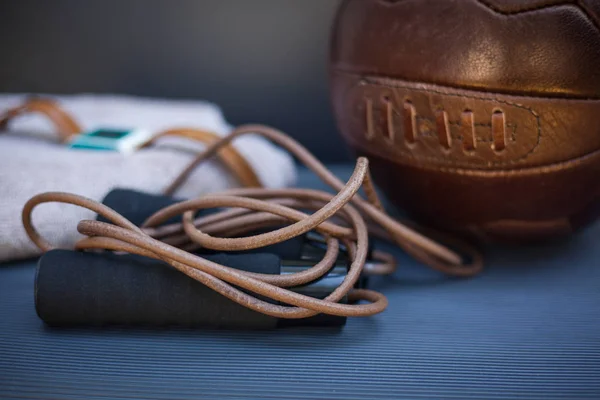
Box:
0, 94, 296, 261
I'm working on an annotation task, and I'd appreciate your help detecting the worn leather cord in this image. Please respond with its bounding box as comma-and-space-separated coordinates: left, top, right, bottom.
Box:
15, 101, 483, 318
165, 125, 483, 277
140, 128, 261, 188
0, 97, 81, 142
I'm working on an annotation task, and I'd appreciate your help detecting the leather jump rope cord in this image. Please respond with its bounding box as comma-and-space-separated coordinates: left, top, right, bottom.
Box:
0, 98, 82, 142
368, 250, 397, 276
22, 126, 484, 318
0, 98, 262, 189
139, 128, 262, 188
146, 196, 397, 276
23, 165, 389, 318
165, 124, 484, 277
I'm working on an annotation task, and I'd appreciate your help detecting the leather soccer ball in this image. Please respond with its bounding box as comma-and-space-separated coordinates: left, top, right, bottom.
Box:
330, 0, 600, 240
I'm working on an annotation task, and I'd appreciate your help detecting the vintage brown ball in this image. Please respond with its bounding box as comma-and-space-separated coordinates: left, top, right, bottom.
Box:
330, 0, 600, 240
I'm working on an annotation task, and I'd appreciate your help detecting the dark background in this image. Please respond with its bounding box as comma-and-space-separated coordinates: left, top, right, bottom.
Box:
0, 0, 348, 161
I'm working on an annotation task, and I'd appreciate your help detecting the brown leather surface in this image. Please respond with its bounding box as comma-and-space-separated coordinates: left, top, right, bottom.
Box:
330, 0, 600, 238
362, 147, 600, 238
332, 72, 600, 169
331, 0, 600, 98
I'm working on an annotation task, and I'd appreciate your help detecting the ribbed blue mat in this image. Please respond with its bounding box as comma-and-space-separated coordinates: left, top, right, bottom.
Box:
1, 165, 599, 399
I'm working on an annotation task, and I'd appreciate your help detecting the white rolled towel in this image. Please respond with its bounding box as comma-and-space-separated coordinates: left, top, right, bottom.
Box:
0, 94, 297, 261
